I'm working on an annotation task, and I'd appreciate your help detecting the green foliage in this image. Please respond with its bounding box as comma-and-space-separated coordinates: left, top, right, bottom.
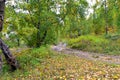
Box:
68, 35, 108, 46
105, 34, 120, 40
3, 0, 120, 48
4, 39, 18, 48
68, 35, 120, 55
18, 46, 52, 66
4, 0, 63, 47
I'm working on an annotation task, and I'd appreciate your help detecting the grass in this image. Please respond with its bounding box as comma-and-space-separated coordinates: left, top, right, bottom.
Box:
0, 46, 53, 80
68, 35, 120, 55
0, 46, 119, 79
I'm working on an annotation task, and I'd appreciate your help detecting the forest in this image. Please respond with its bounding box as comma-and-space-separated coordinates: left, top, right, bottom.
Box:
0, 0, 120, 79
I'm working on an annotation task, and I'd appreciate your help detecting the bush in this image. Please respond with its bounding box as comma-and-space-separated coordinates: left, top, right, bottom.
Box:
16, 45, 53, 68
68, 35, 109, 50
67, 35, 120, 55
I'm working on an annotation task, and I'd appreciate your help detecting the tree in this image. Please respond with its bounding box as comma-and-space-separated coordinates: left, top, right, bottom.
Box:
0, 0, 19, 71
13, 0, 66, 47
59, 0, 88, 37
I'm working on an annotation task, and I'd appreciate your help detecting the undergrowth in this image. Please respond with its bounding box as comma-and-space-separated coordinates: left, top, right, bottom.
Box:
68, 35, 120, 55
0, 46, 53, 80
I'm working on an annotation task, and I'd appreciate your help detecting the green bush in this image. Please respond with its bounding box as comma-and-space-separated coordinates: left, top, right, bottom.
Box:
68, 35, 120, 55
68, 35, 108, 49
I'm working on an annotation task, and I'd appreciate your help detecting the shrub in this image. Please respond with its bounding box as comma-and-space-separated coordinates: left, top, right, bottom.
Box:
68, 35, 109, 50
67, 35, 120, 55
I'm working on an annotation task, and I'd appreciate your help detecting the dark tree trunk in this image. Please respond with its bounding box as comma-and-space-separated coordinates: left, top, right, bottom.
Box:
0, 0, 19, 71
40, 30, 47, 45
36, 22, 47, 47
0, 39, 19, 71
17, 38, 20, 47
36, 21, 41, 47
104, 0, 108, 35
36, 0, 41, 47
0, 0, 5, 31
0, 55, 2, 72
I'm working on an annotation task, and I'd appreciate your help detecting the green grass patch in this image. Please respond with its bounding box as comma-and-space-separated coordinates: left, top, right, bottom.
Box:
0, 45, 54, 79
68, 35, 120, 55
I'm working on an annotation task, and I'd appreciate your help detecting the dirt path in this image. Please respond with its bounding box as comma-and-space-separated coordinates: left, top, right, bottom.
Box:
52, 43, 120, 65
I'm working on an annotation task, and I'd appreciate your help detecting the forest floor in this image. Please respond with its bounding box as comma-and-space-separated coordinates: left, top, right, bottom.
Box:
0, 46, 120, 79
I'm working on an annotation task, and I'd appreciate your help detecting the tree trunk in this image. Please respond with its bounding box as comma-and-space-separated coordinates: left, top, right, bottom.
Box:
0, 55, 2, 72
0, 0, 5, 31
105, 0, 108, 35
36, 22, 47, 47
0, 0, 19, 71
17, 38, 20, 47
36, 21, 41, 47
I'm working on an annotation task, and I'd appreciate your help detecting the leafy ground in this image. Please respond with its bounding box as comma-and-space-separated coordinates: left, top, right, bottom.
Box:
0, 46, 120, 80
